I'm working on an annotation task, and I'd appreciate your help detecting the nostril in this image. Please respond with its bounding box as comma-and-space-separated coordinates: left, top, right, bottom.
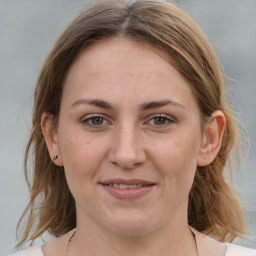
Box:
110, 160, 142, 170
108, 138, 147, 169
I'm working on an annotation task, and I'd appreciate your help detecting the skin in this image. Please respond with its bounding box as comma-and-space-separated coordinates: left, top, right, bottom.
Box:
42, 37, 226, 256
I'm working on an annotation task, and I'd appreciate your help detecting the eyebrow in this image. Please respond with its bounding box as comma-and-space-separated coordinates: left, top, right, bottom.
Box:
71, 99, 113, 109
71, 98, 185, 111
139, 99, 185, 111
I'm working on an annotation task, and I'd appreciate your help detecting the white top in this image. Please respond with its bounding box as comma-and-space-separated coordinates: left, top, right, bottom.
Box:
9, 243, 256, 256
226, 243, 256, 256
9, 246, 43, 256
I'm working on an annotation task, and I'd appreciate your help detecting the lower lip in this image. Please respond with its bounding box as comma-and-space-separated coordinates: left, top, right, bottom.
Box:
101, 185, 155, 199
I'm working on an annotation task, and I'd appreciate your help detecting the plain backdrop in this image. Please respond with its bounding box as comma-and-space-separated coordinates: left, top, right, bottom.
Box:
0, 0, 255, 255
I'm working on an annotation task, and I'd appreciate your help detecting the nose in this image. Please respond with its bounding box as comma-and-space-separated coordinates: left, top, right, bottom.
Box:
108, 124, 146, 170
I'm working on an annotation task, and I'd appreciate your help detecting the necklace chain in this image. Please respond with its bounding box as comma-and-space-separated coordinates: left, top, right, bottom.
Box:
192, 231, 200, 256
66, 229, 199, 256
66, 230, 76, 256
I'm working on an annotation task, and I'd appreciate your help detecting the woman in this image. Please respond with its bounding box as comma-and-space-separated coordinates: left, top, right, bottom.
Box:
11, 0, 256, 255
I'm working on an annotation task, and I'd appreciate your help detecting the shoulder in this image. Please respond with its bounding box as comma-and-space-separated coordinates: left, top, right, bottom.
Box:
225, 243, 256, 256
8, 231, 72, 256
8, 246, 44, 256
191, 227, 256, 256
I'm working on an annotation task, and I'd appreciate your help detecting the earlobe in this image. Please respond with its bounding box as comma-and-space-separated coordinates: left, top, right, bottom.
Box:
197, 110, 226, 166
41, 113, 63, 166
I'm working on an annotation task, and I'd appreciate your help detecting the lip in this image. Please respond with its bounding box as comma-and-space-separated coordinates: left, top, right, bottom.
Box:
99, 179, 156, 199
100, 178, 155, 186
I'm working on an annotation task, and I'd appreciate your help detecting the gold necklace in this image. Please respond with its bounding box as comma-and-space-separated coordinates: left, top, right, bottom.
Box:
66, 230, 199, 256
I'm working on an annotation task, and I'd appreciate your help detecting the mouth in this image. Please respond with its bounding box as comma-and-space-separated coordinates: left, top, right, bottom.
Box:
99, 179, 156, 199
105, 184, 148, 189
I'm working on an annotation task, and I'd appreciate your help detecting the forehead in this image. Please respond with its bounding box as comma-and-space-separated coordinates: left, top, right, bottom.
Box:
62, 37, 198, 111
69, 37, 172, 79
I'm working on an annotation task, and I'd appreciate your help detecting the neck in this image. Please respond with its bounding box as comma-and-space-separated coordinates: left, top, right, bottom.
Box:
70, 216, 198, 256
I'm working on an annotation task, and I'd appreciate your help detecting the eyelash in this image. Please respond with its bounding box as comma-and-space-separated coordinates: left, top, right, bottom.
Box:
81, 114, 174, 128
146, 114, 175, 127
81, 114, 110, 128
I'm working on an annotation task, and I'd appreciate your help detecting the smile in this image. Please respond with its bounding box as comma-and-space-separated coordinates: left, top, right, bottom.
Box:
107, 184, 146, 189
100, 179, 156, 199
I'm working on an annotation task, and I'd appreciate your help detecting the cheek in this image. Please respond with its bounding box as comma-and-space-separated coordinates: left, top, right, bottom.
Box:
58, 132, 109, 201
58, 129, 107, 178
151, 132, 200, 187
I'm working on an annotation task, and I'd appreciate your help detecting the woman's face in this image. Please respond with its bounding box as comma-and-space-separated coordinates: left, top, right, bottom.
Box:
52, 37, 208, 235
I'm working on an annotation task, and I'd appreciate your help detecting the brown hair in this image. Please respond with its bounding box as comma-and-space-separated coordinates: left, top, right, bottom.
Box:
17, 0, 246, 246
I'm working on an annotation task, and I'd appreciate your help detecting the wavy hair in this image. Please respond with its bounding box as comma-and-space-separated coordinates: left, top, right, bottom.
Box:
17, 0, 246, 246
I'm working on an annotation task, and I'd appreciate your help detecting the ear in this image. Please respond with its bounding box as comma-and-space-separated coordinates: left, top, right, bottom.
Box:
197, 110, 226, 166
41, 112, 63, 166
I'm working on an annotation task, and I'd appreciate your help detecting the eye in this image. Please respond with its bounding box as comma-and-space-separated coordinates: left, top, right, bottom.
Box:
147, 114, 174, 126
81, 115, 110, 128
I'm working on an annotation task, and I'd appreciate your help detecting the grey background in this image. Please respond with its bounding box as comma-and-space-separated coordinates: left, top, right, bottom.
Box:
0, 0, 255, 255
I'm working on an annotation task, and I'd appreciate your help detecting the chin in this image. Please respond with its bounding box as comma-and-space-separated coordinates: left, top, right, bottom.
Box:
105, 213, 158, 236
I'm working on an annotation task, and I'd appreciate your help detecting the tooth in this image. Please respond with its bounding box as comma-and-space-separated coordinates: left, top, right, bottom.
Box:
128, 185, 137, 189
119, 184, 129, 189
111, 184, 145, 189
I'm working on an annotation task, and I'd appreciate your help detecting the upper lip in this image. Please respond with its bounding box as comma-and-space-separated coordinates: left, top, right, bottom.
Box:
100, 179, 156, 185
